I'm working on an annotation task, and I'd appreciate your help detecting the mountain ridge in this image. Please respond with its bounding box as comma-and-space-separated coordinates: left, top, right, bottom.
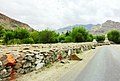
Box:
56, 24, 96, 33
90, 20, 120, 35
57, 20, 120, 35
0, 12, 33, 31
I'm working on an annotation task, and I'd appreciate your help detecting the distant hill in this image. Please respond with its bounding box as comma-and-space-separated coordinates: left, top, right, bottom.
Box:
56, 24, 96, 33
0, 13, 33, 31
90, 20, 120, 35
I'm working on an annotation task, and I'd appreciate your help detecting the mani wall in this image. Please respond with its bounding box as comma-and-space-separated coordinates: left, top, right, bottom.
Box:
0, 42, 108, 75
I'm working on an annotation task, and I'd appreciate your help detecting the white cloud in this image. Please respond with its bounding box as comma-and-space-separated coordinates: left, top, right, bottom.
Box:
0, 0, 120, 30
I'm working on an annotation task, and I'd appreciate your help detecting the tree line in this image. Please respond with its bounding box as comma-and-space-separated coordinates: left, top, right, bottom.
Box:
0, 25, 119, 44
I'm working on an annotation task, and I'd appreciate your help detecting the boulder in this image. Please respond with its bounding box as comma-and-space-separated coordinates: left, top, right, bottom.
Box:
70, 54, 82, 60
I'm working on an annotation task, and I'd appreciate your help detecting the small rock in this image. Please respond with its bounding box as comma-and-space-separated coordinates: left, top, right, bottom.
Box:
23, 62, 32, 68
35, 54, 40, 59
18, 68, 24, 74
26, 53, 34, 56
31, 58, 36, 63
35, 60, 41, 64
21, 60, 26, 64
15, 63, 22, 69
23, 47, 30, 50
35, 63, 45, 70
27, 56, 33, 61
24, 68, 30, 73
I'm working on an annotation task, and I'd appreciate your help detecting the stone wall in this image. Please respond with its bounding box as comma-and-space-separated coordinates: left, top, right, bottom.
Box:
0, 42, 107, 75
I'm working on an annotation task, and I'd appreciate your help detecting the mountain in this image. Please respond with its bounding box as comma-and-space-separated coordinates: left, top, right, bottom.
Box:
0, 13, 33, 31
90, 20, 120, 35
56, 24, 96, 33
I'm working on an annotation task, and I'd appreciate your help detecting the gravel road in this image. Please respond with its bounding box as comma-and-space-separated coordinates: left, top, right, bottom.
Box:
58, 45, 120, 81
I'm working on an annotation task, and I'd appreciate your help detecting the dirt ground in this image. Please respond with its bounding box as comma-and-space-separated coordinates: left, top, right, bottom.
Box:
16, 46, 100, 81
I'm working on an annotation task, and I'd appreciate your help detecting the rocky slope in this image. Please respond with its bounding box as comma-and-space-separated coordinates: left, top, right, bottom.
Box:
90, 20, 120, 35
0, 13, 33, 31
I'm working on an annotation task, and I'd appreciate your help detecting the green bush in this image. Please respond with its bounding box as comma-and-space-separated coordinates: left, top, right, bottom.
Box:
8, 39, 21, 45
30, 31, 39, 43
96, 35, 105, 42
57, 35, 65, 42
86, 34, 93, 42
107, 30, 120, 44
38, 29, 58, 43
22, 38, 34, 44
65, 36, 72, 42
14, 28, 30, 39
70, 27, 88, 42
4, 31, 14, 44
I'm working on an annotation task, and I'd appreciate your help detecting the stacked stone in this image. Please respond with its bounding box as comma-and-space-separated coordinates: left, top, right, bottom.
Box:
0, 42, 102, 75
15, 46, 69, 74
15, 47, 43, 74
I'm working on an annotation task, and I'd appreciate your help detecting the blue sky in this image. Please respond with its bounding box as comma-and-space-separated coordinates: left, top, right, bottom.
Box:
0, 0, 120, 30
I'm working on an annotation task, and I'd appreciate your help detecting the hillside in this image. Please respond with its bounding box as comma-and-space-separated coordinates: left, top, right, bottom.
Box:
56, 24, 96, 33
90, 20, 120, 35
0, 13, 33, 31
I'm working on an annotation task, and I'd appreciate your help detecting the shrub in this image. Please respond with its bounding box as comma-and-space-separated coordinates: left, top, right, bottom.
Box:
65, 36, 72, 43
22, 38, 34, 44
107, 30, 120, 44
8, 39, 21, 45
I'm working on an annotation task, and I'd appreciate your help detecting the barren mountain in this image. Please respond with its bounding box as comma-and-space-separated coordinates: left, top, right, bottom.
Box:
90, 20, 120, 35
57, 24, 96, 33
0, 13, 33, 31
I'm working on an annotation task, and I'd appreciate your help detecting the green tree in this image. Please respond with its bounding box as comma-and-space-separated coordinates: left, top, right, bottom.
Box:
96, 35, 105, 42
4, 31, 14, 44
57, 35, 65, 42
22, 38, 34, 44
75, 33, 84, 42
14, 28, 30, 39
0, 30, 5, 39
86, 34, 93, 42
107, 30, 120, 44
30, 31, 39, 43
71, 27, 88, 42
65, 36, 72, 43
38, 29, 58, 43
65, 30, 70, 36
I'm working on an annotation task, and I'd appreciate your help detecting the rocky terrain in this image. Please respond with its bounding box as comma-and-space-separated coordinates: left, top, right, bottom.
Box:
0, 13, 33, 31
90, 20, 120, 35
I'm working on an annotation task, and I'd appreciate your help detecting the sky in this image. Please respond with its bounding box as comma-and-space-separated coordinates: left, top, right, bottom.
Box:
0, 0, 120, 30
